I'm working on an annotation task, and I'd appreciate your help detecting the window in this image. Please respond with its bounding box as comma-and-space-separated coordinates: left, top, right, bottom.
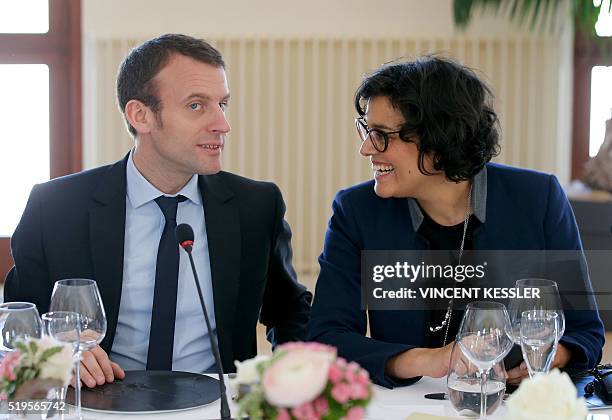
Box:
595, 0, 612, 37
0, 0, 81, 279
588, 2, 612, 157
0, 0, 48, 34
0, 64, 50, 236
571, 3, 612, 179
589, 66, 612, 156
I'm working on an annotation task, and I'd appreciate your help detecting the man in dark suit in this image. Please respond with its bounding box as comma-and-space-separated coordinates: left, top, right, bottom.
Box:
5, 34, 311, 388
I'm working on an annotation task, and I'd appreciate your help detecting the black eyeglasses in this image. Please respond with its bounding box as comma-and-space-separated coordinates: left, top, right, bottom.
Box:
355, 117, 404, 153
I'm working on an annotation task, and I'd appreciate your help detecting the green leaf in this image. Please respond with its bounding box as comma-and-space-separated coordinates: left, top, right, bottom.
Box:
28, 340, 38, 355
530, 0, 543, 29
14, 341, 28, 354
453, 0, 603, 35
453, 0, 476, 28
39, 346, 63, 364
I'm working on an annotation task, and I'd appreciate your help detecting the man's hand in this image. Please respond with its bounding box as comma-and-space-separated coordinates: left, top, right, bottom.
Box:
506, 342, 572, 386
71, 345, 125, 388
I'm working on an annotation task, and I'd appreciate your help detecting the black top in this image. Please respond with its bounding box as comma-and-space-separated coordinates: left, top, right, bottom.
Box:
417, 208, 480, 347
418, 209, 478, 251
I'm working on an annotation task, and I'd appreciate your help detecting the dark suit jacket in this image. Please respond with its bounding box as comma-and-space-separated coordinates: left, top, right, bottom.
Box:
309, 163, 605, 388
5, 154, 312, 372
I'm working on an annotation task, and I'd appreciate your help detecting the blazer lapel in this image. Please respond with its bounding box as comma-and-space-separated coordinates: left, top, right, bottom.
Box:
198, 174, 240, 370
89, 155, 128, 352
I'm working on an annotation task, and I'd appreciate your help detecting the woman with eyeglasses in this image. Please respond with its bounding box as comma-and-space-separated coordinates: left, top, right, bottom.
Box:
308, 56, 604, 388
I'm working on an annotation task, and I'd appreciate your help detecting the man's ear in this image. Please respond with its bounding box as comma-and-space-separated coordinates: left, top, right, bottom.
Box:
124, 99, 154, 135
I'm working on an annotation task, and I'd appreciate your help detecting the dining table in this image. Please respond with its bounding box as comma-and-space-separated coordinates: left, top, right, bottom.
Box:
69, 374, 612, 419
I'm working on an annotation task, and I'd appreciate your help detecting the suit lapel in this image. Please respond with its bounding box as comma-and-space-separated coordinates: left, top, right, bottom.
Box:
198, 174, 240, 370
89, 155, 128, 352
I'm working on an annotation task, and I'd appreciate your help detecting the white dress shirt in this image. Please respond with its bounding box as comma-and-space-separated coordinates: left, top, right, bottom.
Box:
110, 150, 217, 372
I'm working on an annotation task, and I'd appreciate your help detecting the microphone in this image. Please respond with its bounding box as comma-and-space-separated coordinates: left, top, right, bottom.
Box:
175, 223, 231, 419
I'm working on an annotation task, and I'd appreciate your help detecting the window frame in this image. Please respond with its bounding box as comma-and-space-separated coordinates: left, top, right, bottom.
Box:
0, 0, 81, 279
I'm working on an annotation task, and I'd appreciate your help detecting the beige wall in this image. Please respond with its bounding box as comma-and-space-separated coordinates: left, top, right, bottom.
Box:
84, 0, 562, 39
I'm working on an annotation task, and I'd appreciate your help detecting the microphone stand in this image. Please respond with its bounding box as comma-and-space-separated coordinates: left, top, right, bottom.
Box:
181, 243, 231, 419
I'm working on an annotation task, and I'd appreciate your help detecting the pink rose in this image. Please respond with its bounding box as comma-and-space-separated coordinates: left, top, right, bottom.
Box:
347, 361, 360, 371
328, 362, 343, 384
276, 408, 291, 420
346, 406, 365, 420
350, 382, 369, 400
263, 348, 333, 407
331, 382, 351, 404
335, 357, 348, 369
313, 396, 329, 416
345, 368, 357, 383
356, 370, 370, 385
291, 401, 318, 420
0, 351, 21, 381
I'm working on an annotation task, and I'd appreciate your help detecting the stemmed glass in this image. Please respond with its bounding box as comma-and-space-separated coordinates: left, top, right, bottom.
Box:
447, 341, 506, 417
457, 301, 513, 419
0, 302, 42, 357
49, 279, 107, 419
508, 278, 565, 344
519, 310, 558, 377
42, 311, 81, 417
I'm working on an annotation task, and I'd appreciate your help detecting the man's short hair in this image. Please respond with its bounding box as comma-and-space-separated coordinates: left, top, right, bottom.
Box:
354, 56, 500, 182
117, 33, 225, 137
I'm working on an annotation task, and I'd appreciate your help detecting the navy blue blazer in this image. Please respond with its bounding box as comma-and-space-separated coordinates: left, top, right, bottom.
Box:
309, 163, 604, 388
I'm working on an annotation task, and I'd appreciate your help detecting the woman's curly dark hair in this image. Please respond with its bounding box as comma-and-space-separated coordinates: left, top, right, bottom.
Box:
354, 56, 500, 182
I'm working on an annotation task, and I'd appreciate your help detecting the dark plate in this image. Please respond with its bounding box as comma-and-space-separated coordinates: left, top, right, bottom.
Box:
66, 370, 221, 413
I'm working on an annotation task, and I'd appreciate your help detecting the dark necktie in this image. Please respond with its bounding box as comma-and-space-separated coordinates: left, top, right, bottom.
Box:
147, 195, 187, 370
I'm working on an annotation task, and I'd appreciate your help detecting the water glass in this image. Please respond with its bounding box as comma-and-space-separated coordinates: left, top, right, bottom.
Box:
42, 311, 81, 350
447, 341, 506, 417
49, 279, 106, 419
0, 302, 42, 357
508, 278, 565, 344
457, 301, 513, 419
519, 309, 558, 377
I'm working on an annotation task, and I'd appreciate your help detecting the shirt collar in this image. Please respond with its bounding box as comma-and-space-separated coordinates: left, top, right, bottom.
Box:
407, 167, 487, 230
126, 149, 202, 208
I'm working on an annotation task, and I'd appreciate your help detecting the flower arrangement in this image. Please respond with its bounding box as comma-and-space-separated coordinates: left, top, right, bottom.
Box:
232, 342, 372, 420
505, 369, 587, 420
0, 337, 73, 401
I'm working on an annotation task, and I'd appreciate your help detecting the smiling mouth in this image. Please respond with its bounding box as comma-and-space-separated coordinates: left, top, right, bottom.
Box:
372, 163, 395, 176
199, 144, 222, 150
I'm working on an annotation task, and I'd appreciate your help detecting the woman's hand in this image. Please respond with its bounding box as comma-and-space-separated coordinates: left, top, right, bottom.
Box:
386, 341, 456, 379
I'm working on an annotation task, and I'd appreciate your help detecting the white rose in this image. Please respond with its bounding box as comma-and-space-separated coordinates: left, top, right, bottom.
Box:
506, 369, 587, 420
35, 337, 74, 386
230, 355, 271, 394
234, 355, 271, 384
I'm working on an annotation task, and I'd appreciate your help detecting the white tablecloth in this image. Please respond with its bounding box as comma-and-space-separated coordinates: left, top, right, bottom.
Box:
75, 375, 612, 419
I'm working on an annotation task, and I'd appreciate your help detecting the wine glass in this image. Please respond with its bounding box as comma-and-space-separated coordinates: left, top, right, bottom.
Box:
508, 278, 565, 345
42, 311, 81, 351
49, 279, 107, 419
0, 302, 42, 357
447, 341, 506, 418
457, 301, 513, 419
42, 311, 81, 417
519, 309, 558, 377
